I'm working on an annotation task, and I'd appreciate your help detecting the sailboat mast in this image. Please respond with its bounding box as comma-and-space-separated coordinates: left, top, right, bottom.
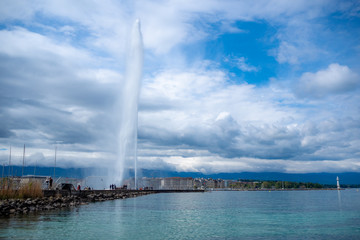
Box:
22, 144, 25, 176
33, 158, 37, 177
54, 145, 57, 179
8, 145, 11, 177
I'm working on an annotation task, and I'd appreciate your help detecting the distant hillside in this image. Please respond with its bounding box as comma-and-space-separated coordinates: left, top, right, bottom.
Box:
3, 166, 360, 185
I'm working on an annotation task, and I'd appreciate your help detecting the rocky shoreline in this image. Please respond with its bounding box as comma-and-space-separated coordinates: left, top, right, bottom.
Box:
0, 191, 153, 216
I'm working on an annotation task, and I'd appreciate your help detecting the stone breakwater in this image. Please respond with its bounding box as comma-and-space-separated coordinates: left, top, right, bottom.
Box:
0, 191, 153, 216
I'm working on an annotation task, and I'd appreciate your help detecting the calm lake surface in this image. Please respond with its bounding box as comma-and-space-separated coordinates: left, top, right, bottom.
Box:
1, 189, 360, 239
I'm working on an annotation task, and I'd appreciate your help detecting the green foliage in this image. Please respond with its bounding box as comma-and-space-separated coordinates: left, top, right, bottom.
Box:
229, 179, 324, 190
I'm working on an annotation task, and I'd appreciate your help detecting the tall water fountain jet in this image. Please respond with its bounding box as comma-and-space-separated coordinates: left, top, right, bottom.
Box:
113, 19, 143, 188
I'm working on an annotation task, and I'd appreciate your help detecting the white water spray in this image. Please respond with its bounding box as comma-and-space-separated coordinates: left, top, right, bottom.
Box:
113, 19, 143, 188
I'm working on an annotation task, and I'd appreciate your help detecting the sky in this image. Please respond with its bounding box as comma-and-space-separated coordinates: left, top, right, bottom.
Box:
0, 0, 360, 175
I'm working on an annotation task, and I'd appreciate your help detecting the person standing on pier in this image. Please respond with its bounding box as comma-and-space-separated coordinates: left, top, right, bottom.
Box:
49, 177, 53, 189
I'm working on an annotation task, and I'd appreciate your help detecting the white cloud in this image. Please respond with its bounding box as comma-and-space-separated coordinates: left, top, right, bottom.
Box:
224, 56, 259, 72
296, 63, 359, 98
0, 0, 359, 176
0, 0, 348, 63
276, 41, 301, 64
140, 66, 297, 128
138, 154, 360, 174
135, 64, 360, 173
0, 27, 92, 64
59, 25, 76, 36
0, 0, 35, 21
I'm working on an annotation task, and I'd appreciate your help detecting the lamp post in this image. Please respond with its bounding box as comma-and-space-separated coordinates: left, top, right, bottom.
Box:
54, 145, 57, 179
21, 144, 25, 177
8, 145, 11, 177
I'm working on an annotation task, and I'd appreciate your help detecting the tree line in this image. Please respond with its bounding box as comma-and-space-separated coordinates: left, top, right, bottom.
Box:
229, 180, 323, 189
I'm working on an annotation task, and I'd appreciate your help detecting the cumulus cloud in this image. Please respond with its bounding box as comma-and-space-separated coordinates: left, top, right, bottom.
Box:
296, 63, 359, 98
137, 67, 360, 172
0, 0, 359, 175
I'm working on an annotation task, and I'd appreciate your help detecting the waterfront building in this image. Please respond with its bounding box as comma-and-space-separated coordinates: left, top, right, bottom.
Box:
214, 179, 225, 188
161, 177, 194, 190
206, 179, 215, 188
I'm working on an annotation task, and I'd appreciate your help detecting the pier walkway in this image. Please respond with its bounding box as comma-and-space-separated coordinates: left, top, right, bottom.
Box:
43, 189, 205, 197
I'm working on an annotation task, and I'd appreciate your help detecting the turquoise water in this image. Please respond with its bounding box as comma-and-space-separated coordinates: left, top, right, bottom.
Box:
1, 189, 360, 239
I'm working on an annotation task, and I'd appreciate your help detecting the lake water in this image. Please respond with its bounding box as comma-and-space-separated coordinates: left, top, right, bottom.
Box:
1, 189, 360, 239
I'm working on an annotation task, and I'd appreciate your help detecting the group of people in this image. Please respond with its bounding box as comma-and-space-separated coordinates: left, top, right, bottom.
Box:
110, 184, 117, 190
45, 177, 53, 189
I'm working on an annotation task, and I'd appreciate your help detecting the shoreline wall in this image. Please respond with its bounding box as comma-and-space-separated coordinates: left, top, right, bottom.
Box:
43, 189, 205, 197
1, 189, 205, 216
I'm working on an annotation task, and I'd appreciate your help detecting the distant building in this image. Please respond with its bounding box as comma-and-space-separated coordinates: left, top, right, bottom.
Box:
215, 179, 225, 188
19, 175, 48, 189
194, 178, 205, 189
206, 179, 215, 189
139, 177, 162, 190
161, 177, 194, 190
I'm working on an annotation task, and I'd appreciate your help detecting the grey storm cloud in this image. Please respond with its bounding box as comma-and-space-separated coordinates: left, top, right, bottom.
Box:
138, 106, 360, 165
0, 28, 122, 154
